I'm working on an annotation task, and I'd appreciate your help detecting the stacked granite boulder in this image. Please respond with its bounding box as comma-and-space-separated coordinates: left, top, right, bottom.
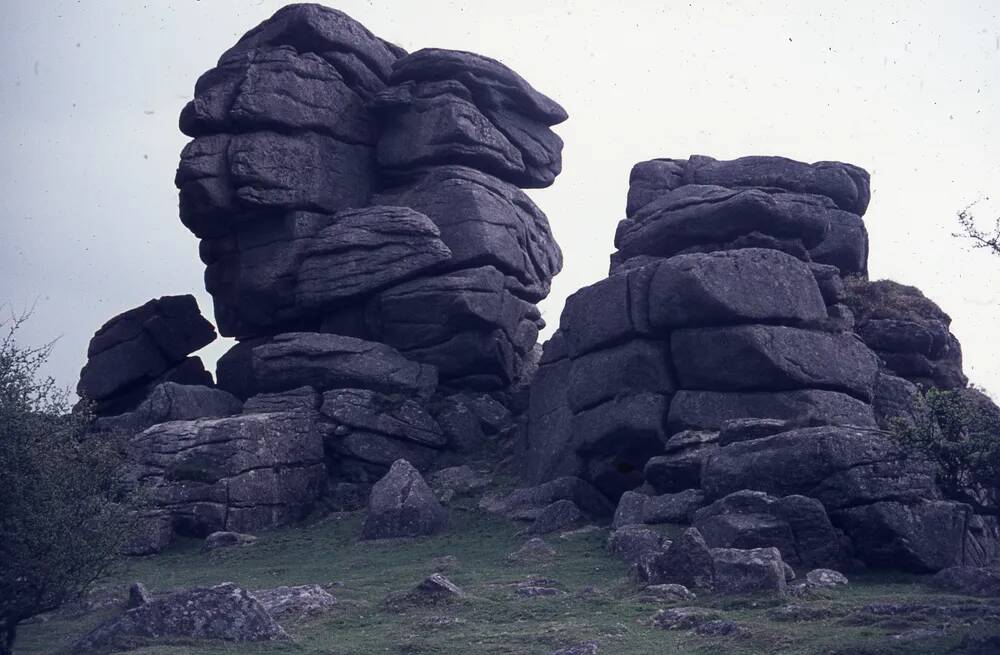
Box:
526, 154, 997, 572
76, 3, 565, 547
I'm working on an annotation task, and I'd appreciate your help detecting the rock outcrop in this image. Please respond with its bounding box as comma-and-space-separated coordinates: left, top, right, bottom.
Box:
525, 154, 996, 573
78, 3, 566, 550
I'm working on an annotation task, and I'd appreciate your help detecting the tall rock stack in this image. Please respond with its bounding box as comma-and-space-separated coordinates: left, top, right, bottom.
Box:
76, 3, 566, 547
176, 3, 564, 394
525, 155, 997, 572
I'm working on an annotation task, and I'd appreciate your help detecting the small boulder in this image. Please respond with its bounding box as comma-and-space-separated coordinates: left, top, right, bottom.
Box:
646, 527, 715, 589
361, 459, 448, 540
125, 583, 151, 610
642, 584, 696, 602
507, 537, 557, 564
650, 606, 723, 630
694, 619, 751, 638
607, 525, 666, 568
202, 531, 257, 552
426, 465, 491, 504
711, 547, 787, 596
394, 573, 465, 606
71, 583, 288, 653
806, 568, 850, 588
523, 499, 582, 535
251, 584, 337, 621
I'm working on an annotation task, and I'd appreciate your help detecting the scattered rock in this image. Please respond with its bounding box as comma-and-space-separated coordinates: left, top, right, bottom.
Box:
251, 584, 337, 620
507, 537, 557, 564
202, 531, 258, 552
125, 583, 151, 610
550, 641, 599, 655
641, 584, 696, 602
522, 499, 582, 535
694, 619, 751, 638
607, 525, 666, 569
710, 547, 787, 596
806, 568, 850, 588
650, 606, 724, 630
71, 583, 288, 653
361, 459, 448, 540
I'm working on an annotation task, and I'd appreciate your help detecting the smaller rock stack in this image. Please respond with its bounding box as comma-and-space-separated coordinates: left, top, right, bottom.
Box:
525, 155, 997, 573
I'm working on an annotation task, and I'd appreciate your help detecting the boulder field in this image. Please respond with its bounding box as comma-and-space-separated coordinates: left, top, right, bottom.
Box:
73, 3, 998, 578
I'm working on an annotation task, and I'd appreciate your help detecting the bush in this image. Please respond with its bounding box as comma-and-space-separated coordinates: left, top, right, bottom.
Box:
890, 386, 1000, 514
0, 313, 138, 655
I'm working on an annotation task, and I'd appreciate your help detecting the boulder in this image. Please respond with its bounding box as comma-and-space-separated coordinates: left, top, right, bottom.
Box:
387, 48, 567, 188
671, 325, 879, 401
607, 524, 666, 567
251, 584, 337, 621
928, 566, 1000, 597
71, 583, 288, 653
361, 459, 448, 539
611, 491, 647, 529
644, 430, 718, 493
523, 499, 582, 535
78, 295, 216, 415
127, 411, 326, 537
567, 339, 674, 413
717, 418, 795, 446
480, 476, 615, 520
242, 386, 322, 414
426, 466, 491, 504
507, 537, 557, 564
692, 490, 851, 568
626, 155, 870, 216
805, 569, 849, 588
125, 583, 151, 610
615, 489, 706, 527
667, 389, 877, 431
374, 166, 562, 302
650, 606, 724, 631
645, 527, 715, 589
95, 383, 242, 433
216, 333, 437, 400
645, 248, 827, 329
710, 547, 787, 595
202, 531, 257, 552
832, 500, 974, 572
641, 584, 696, 602
321, 388, 446, 478
404, 573, 465, 603
700, 426, 938, 510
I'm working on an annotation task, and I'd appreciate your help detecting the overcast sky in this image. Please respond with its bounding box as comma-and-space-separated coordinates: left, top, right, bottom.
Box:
2, 0, 999, 400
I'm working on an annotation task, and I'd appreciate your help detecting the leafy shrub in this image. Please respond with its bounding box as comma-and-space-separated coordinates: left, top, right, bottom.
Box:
890, 386, 1000, 514
0, 313, 138, 655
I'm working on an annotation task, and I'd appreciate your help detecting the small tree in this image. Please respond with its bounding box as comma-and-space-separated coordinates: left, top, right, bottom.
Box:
955, 202, 1000, 256
0, 312, 137, 655
890, 387, 1000, 515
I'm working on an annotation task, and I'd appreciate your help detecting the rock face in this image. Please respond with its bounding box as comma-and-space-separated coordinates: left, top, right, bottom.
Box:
78, 3, 567, 549
524, 154, 995, 573
361, 459, 448, 539
71, 583, 288, 653
77, 295, 216, 415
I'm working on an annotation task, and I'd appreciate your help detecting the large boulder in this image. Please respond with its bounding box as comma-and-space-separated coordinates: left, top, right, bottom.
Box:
693, 490, 852, 569
71, 583, 288, 653
126, 411, 326, 536
667, 389, 876, 431
384, 48, 567, 188
480, 476, 614, 520
95, 382, 242, 433
644, 430, 718, 493
928, 566, 1000, 597
216, 333, 438, 400
671, 325, 879, 401
645, 527, 716, 589
710, 546, 788, 596
700, 426, 938, 510
361, 459, 448, 539
78, 295, 216, 415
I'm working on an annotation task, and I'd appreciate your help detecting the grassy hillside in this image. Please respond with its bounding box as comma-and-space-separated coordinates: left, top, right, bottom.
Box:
17, 510, 1000, 655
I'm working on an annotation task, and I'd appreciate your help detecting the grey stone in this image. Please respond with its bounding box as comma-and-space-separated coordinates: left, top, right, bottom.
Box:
202, 531, 257, 552
507, 537, 557, 564
667, 389, 877, 432
523, 499, 582, 535
481, 476, 615, 520
650, 606, 724, 630
361, 459, 448, 540
711, 546, 787, 595
646, 527, 716, 589
567, 339, 674, 413
251, 584, 337, 621
671, 325, 880, 401
928, 566, 1000, 597
644, 430, 718, 493
125, 583, 151, 610
71, 583, 288, 653
607, 524, 666, 567
216, 333, 437, 400
806, 568, 849, 587
717, 418, 795, 446
127, 411, 326, 537
95, 383, 242, 433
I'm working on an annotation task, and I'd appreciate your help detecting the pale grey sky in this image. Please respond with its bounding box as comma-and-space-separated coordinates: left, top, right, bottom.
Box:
2, 0, 999, 399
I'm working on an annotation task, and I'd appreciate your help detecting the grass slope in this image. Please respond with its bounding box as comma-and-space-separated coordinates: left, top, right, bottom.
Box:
17, 510, 1000, 655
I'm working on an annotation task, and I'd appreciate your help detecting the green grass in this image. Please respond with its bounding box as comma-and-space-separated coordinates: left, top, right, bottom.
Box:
17, 510, 1000, 655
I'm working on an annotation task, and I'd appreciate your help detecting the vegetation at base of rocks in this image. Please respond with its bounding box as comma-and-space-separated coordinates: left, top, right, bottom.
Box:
0, 311, 138, 655
955, 203, 1000, 256
889, 386, 1000, 514
15, 511, 1000, 655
